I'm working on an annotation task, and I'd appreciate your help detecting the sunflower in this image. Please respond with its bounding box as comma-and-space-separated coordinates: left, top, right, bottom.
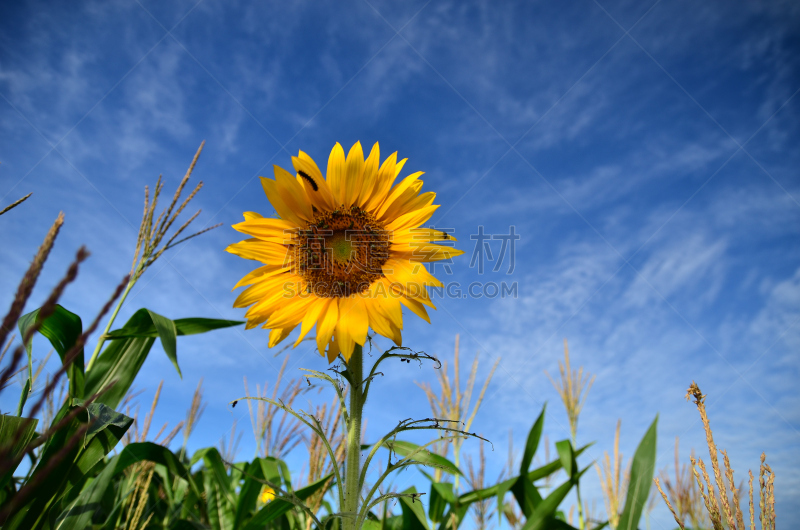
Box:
227, 142, 462, 362
260, 485, 275, 503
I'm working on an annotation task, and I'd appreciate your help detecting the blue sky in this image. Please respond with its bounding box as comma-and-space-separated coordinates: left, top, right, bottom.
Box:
1, 0, 798, 527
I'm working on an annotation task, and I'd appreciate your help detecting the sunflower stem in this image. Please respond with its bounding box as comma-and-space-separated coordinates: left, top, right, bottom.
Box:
344, 344, 364, 530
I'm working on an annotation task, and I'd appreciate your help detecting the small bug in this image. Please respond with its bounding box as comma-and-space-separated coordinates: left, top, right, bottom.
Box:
297, 170, 319, 191
232, 400, 238, 408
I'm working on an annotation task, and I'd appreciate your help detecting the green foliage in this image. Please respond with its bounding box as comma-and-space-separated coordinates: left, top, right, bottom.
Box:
85, 309, 239, 409
18, 305, 85, 403
2, 261, 660, 530
616, 416, 658, 530
2, 297, 243, 529
383, 441, 462, 477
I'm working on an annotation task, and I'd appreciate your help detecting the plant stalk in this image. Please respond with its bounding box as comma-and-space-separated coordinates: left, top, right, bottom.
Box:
86, 276, 134, 372
343, 344, 364, 530
573, 432, 585, 530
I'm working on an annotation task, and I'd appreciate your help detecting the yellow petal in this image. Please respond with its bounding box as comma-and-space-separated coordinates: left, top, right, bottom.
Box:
268, 325, 296, 348
293, 153, 337, 210
327, 142, 346, 205
295, 297, 330, 347
245, 278, 306, 316
399, 295, 432, 323
357, 142, 380, 208
386, 204, 439, 233
273, 165, 313, 221
326, 334, 341, 363
365, 151, 399, 212
225, 240, 293, 266
394, 158, 407, 177
383, 258, 443, 289
392, 228, 457, 244
343, 141, 365, 207
234, 274, 294, 308
336, 296, 369, 360
243, 211, 263, 220
376, 171, 424, 219
232, 264, 290, 290
384, 191, 436, 222
266, 294, 319, 329
260, 177, 306, 226
232, 218, 298, 242
383, 261, 438, 308
315, 298, 339, 358
366, 279, 404, 330
390, 243, 465, 262
365, 298, 402, 345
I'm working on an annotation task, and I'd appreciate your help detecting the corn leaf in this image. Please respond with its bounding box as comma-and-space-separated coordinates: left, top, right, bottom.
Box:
428, 482, 455, 523
399, 486, 429, 530
519, 404, 546, 474
518, 477, 574, 530
554, 440, 577, 480
146, 309, 180, 377
384, 440, 462, 476
242, 472, 333, 530
56, 441, 199, 530
18, 305, 85, 401
616, 415, 658, 530
2, 402, 131, 530
105, 314, 243, 339
0, 415, 38, 491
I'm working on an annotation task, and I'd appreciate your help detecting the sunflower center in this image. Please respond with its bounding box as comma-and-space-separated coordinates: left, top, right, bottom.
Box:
294, 205, 390, 297
328, 231, 353, 262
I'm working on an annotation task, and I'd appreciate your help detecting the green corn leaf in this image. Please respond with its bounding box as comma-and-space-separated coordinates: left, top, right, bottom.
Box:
233, 457, 289, 530
530, 442, 593, 482
399, 486, 429, 530
205, 466, 235, 530
495, 476, 515, 524
2, 402, 131, 530
18, 305, 85, 401
14, 379, 31, 417
509, 404, 548, 520
105, 315, 243, 339
384, 514, 405, 530
242, 472, 333, 530
511, 473, 543, 518
233, 460, 266, 530
169, 521, 209, 530
193, 447, 236, 507
436, 504, 469, 530
428, 482, 455, 523
456, 444, 591, 506
616, 416, 658, 530
384, 440, 462, 476
146, 309, 180, 377
85, 310, 243, 408
0, 415, 38, 491
82, 332, 156, 410
520, 404, 546, 474
543, 519, 580, 530
363, 521, 382, 530
56, 441, 199, 530
554, 440, 577, 480
519, 477, 575, 530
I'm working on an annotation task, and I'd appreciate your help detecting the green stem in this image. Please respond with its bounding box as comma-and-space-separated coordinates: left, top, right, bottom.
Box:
86, 277, 134, 372
572, 433, 585, 530
343, 344, 364, 530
